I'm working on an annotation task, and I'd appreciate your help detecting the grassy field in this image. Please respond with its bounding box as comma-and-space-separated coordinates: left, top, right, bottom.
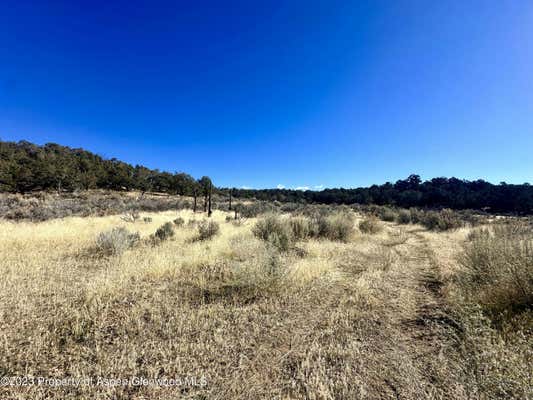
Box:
0, 205, 531, 399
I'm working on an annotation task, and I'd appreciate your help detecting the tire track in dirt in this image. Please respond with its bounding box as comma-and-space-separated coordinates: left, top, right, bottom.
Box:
397, 230, 464, 396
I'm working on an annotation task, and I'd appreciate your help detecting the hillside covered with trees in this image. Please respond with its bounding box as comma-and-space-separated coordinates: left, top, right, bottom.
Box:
1, 140, 532, 214
0, 140, 211, 195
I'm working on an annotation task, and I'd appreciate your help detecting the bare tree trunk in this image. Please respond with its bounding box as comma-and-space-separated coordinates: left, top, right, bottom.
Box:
229, 189, 232, 211
193, 190, 197, 213
208, 183, 212, 217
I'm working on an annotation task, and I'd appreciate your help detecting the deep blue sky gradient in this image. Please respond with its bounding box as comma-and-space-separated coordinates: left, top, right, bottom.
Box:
1, 1, 532, 188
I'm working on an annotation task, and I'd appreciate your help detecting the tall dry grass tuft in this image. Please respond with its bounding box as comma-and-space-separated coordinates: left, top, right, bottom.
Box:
441, 219, 533, 399
458, 221, 533, 318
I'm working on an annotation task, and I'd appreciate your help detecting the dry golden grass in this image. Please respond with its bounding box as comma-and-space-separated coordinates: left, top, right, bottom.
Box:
0, 209, 530, 399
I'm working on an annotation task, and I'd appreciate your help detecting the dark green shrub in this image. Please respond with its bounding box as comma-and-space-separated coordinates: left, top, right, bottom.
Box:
143, 217, 152, 223
173, 217, 185, 227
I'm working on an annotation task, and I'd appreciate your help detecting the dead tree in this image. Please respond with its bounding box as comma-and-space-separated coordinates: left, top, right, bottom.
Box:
207, 182, 213, 217
228, 189, 232, 211
193, 188, 197, 213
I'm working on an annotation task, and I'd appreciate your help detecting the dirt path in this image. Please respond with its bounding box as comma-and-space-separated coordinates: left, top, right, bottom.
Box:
345, 225, 466, 399
396, 230, 463, 396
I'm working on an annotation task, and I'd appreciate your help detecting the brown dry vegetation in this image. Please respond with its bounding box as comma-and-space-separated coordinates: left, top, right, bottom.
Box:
0, 203, 531, 399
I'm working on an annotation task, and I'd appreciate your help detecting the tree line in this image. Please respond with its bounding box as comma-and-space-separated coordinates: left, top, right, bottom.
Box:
1, 140, 531, 214
0, 140, 213, 198
230, 174, 533, 214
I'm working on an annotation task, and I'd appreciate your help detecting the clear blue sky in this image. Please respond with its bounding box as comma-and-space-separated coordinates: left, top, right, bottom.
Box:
1, 1, 532, 189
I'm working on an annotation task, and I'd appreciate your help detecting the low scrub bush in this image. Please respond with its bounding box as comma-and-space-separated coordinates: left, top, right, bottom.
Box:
295, 204, 336, 219
359, 217, 382, 234
154, 222, 175, 242
0, 191, 193, 221
301, 211, 355, 242
378, 207, 398, 222
288, 217, 313, 240
120, 210, 140, 222
252, 214, 293, 251
237, 201, 278, 218
254, 212, 355, 247
438, 209, 464, 230
197, 220, 220, 241
320, 213, 355, 242
279, 202, 301, 213
143, 216, 152, 223
419, 211, 440, 230
173, 217, 185, 227
95, 227, 139, 255
396, 210, 411, 224
420, 209, 463, 231
457, 209, 484, 227
409, 208, 425, 224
